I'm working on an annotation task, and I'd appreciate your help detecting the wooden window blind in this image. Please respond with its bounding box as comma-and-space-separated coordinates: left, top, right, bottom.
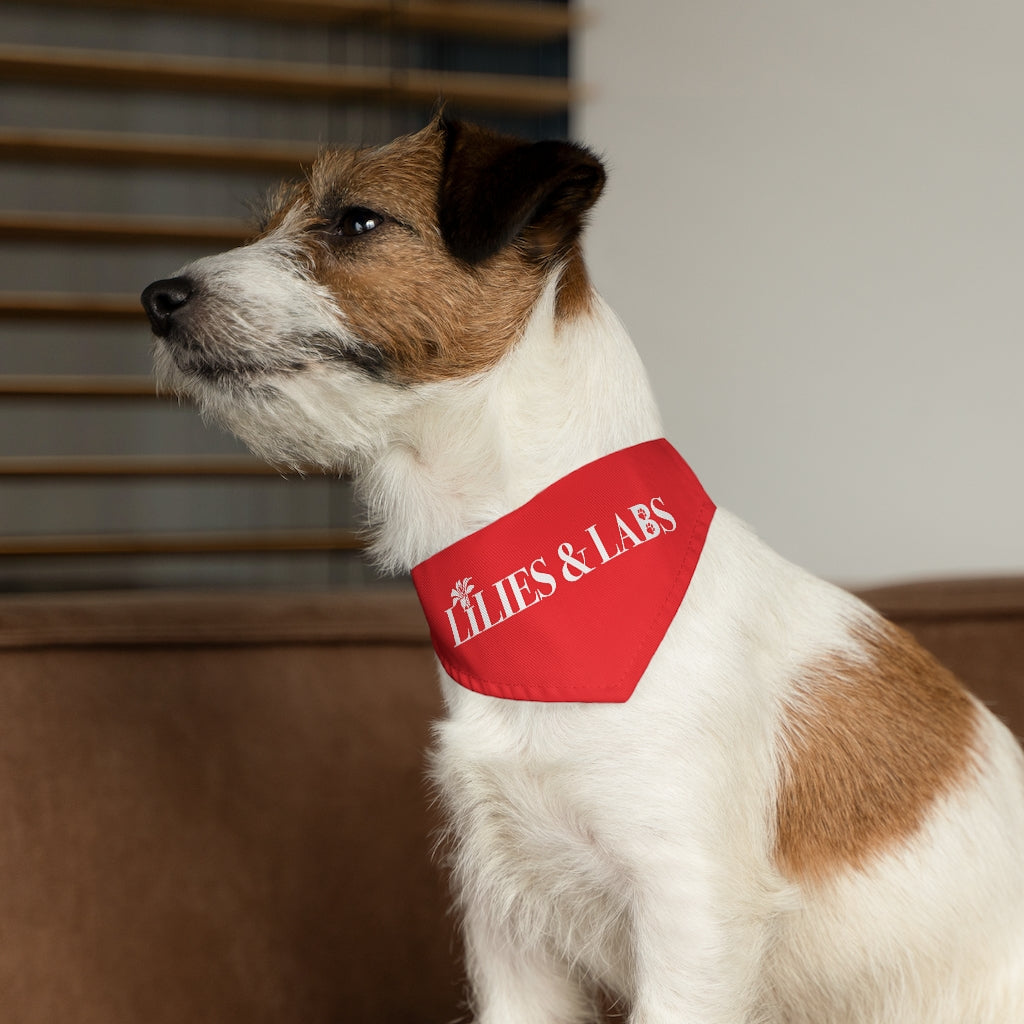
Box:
0, 0, 574, 592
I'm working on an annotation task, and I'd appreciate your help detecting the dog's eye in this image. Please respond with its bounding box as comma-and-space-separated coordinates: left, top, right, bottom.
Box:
333, 207, 386, 238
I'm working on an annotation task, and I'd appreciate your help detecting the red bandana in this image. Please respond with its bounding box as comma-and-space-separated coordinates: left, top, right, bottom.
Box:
410, 439, 715, 703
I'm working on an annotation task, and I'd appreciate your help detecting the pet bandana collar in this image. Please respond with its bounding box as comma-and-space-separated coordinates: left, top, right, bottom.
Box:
410, 439, 716, 703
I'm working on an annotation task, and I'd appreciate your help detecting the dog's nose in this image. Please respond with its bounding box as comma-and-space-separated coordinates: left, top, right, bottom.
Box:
141, 276, 193, 337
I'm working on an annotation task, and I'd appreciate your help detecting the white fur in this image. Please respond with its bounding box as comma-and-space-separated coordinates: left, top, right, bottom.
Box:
153, 224, 1024, 1023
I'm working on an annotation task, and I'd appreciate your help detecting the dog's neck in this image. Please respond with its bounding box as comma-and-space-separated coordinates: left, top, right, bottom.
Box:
359, 278, 665, 574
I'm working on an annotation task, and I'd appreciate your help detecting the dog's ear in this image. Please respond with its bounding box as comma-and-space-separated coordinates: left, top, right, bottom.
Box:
438, 118, 606, 266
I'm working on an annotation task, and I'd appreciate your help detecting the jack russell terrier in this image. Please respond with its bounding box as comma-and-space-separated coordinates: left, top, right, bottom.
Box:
142, 117, 1024, 1023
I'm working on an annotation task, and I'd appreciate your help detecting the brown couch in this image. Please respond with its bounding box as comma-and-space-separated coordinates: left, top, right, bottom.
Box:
0, 579, 1021, 1023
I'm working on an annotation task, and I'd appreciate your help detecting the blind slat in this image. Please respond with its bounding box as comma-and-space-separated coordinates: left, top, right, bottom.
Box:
0, 375, 155, 397
0, 128, 317, 174
0, 44, 575, 114
0, 456, 293, 477
14, 0, 575, 41
0, 211, 250, 247
0, 294, 144, 321
0, 529, 363, 556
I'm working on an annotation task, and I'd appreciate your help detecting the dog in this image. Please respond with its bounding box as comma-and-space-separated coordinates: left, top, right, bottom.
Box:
142, 117, 1024, 1023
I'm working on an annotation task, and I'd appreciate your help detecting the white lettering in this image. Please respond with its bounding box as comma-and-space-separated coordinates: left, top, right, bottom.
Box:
444, 489, 682, 646
506, 566, 538, 612
586, 524, 619, 564
615, 513, 644, 550
529, 557, 558, 599
650, 496, 677, 533
473, 588, 503, 631
558, 542, 592, 582
446, 605, 471, 647
493, 576, 516, 619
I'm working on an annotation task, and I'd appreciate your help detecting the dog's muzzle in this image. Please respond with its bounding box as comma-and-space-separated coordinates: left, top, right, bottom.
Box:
141, 277, 194, 338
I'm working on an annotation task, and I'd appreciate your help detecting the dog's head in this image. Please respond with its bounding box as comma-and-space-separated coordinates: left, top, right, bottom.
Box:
141, 118, 605, 470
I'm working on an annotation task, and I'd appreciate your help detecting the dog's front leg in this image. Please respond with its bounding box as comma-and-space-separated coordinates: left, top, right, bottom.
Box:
463, 900, 597, 1024
625, 856, 776, 1024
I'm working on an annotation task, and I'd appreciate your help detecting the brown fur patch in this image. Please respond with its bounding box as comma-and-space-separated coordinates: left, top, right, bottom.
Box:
262, 123, 556, 384
775, 618, 979, 883
554, 242, 595, 322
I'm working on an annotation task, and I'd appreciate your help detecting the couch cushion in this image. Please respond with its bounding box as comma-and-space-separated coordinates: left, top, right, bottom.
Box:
0, 588, 461, 1024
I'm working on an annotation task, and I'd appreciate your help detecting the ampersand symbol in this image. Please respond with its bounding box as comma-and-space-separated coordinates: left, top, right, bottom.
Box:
558, 542, 591, 583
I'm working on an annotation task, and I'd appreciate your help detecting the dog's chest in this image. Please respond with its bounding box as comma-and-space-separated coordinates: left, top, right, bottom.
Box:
434, 713, 632, 981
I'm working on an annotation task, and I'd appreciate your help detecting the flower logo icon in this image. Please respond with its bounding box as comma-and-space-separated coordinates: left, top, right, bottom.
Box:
451, 577, 475, 610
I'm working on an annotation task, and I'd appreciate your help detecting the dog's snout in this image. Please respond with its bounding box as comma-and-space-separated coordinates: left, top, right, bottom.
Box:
141, 276, 193, 337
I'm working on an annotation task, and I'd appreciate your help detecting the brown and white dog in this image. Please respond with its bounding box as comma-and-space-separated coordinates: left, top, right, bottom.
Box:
142, 118, 1024, 1023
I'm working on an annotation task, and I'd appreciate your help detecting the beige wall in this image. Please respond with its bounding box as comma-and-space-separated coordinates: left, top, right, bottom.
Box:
576, 0, 1024, 585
